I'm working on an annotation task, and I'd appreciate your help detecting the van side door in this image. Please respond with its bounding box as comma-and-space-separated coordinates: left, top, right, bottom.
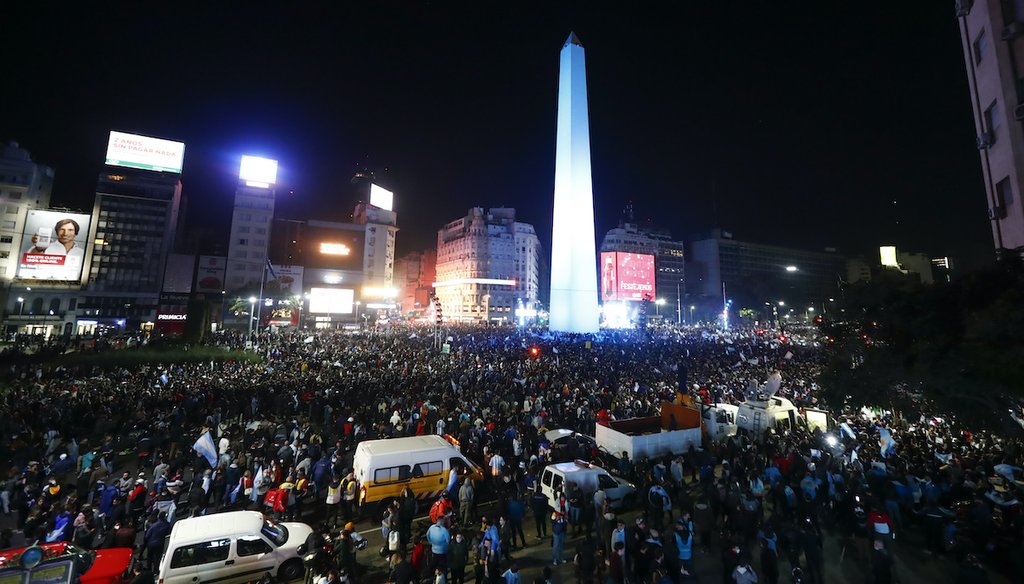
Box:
167, 538, 232, 584
230, 534, 276, 583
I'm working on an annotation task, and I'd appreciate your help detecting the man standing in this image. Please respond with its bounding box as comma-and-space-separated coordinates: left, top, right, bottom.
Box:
531, 486, 549, 539
459, 479, 475, 526
426, 517, 450, 579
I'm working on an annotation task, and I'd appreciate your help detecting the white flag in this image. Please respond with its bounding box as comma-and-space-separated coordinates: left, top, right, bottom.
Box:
784, 351, 794, 360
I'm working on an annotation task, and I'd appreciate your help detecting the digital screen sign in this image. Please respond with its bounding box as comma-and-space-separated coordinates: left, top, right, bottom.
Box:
304, 227, 365, 271
105, 131, 185, 173
309, 287, 354, 314
239, 155, 278, 187
370, 183, 394, 211
17, 210, 91, 282
600, 252, 656, 302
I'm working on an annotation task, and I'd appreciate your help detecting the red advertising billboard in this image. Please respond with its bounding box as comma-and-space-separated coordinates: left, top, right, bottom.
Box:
600, 252, 656, 302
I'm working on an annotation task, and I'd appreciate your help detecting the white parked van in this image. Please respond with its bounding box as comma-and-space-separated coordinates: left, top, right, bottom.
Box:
157, 511, 312, 584
539, 460, 637, 511
735, 395, 801, 437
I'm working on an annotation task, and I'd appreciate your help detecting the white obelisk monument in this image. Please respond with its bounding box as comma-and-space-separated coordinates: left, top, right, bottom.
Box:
549, 32, 600, 333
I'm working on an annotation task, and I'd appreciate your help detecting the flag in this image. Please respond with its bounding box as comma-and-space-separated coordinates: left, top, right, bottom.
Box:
192, 431, 218, 469
251, 466, 264, 502
266, 258, 278, 281
840, 422, 856, 440
159, 373, 169, 385
552, 347, 559, 354
784, 351, 794, 360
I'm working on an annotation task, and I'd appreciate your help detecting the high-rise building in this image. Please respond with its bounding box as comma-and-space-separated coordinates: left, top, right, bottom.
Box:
956, 1, 1024, 252
600, 210, 686, 321
549, 32, 599, 333
225, 156, 278, 293
435, 207, 540, 322
78, 131, 185, 333
353, 201, 398, 289
686, 230, 845, 312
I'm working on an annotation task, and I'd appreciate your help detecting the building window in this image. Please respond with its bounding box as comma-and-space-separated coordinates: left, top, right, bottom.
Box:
996, 177, 1014, 208
985, 100, 1001, 134
974, 28, 988, 65
238, 239, 248, 246
0, 236, 11, 244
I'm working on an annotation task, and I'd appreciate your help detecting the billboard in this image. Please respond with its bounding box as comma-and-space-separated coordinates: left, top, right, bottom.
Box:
370, 183, 394, 211
304, 226, 365, 271
17, 210, 91, 282
195, 255, 227, 292
600, 252, 656, 302
163, 254, 195, 293
239, 155, 278, 187
105, 131, 185, 173
265, 264, 303, 294
309, 287, 354, 314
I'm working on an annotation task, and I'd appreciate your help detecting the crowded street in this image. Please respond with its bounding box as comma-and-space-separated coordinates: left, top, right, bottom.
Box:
0, 324, 1020, 584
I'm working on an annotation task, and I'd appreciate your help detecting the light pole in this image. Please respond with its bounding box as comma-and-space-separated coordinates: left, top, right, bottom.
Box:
655, 298, 666, 317
247, 296, 256, 344
806, 306, 815, 321
676, 280, 682, 324
355, 301, 362, 328
689, 305, 695, 323
16, 297, 24, 316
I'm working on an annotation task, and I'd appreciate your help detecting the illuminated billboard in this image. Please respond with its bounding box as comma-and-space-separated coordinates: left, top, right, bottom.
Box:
600, 252, 656, 302
265, 264, 303, 294
370, 183, 394, 211
879, 245, 899, 268
17, 210, 92, 282
304, 226, 365, 271
309, 287, 354, 314
105, 131, 185, 173
239, 155, 278, 187
195, 255, 227, 292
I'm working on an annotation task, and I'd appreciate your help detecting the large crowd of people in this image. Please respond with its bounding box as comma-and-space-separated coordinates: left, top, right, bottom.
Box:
0, 324, 1021, 584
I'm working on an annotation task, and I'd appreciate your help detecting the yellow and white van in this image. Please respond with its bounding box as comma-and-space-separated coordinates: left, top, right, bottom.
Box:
353, 435, 484, 517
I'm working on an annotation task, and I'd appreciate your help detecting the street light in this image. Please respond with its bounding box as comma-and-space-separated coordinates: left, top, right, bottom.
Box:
785, 266, 799, 272
689, 305, 695, 323
655, 298, 666, 316
16, 297, 24, 316
777, 301, 785, 307
247, 296, 257, 344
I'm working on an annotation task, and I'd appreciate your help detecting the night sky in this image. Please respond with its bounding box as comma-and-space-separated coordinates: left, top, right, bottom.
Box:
1, 2, 993, 270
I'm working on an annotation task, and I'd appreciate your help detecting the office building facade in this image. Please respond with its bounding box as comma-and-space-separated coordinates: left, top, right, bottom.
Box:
225, 183, 275, 292
686, 230, 845, 311
435, 207, 540, 322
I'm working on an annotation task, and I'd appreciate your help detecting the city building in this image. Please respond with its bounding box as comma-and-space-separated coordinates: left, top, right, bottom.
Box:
550, 32, 600, 333
225, 156, 278, 293
0, 142, 57, 335
600, 208, 686, 321
685, 230, 845, 314
846, 246, 937, 286
70, 132, 187, 335
956, 1, 1024, 252
353, 201, 398, 289
434, 207, 540, 322
395, 249, 437, 316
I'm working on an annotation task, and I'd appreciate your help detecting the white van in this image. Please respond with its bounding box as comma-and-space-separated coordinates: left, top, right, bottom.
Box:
158, 511, 312, 584
539, 460, 637, 511
735, 395, 801, 438
353, 435, 484, 517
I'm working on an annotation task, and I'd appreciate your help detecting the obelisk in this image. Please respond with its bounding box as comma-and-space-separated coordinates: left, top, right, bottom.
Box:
549, 32, 600, 333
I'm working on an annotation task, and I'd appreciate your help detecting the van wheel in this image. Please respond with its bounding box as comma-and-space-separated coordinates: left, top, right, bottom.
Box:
278, 559, 304, 582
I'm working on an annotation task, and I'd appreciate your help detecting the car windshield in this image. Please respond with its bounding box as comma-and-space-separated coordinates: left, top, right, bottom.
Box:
261, 521, 288, 546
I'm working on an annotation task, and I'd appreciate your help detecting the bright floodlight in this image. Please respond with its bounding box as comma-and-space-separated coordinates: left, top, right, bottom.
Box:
785, 265, 798, 272
825, 435, 838, 447
239, 155, 278, 187
778, 301, 785, 306
369, 183, 394, 211
879, 245, 899, 267
656, 298, 666, 305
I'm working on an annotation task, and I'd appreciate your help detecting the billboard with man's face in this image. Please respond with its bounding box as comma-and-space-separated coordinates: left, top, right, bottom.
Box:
600, 252, 656, 302
17, 210, 92, 281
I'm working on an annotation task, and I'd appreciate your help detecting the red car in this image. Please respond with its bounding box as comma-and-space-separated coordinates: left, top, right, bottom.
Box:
0, 542, 133, 584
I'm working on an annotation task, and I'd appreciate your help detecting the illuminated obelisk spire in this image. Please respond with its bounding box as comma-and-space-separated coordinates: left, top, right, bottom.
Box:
549, 32, 599, 333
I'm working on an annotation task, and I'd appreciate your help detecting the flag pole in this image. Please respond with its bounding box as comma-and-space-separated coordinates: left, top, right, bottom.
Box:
256, 259, 267, 337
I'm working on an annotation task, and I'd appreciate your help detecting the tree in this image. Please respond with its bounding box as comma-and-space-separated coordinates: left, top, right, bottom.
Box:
821, 257, 1024, 433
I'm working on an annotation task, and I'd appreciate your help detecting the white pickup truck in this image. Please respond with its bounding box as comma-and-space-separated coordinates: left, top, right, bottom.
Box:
595, 407, 702, 461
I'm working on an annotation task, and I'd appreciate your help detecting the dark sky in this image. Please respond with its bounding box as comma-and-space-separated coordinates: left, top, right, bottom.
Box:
1, 2, 993, 270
